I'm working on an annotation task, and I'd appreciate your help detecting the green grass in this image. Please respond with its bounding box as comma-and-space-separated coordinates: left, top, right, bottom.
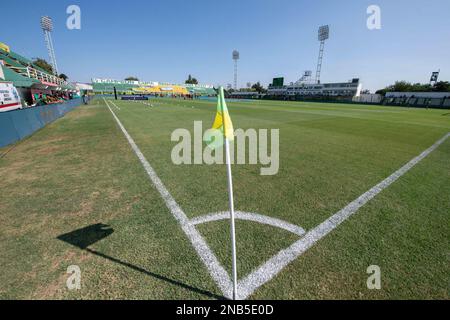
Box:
0, 97, 449, 299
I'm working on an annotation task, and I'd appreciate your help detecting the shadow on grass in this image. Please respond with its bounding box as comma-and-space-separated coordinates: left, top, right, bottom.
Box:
57, 223, 114, 249
57, 223, 225, 300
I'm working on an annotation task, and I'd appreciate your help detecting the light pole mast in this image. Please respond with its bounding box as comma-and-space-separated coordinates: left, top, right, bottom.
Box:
232, 50, 239, 90
40, 16, 59, 75
315, 25, 329, 84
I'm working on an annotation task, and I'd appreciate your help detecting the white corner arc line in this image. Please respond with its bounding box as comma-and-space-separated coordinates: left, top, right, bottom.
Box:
236, 132, 450, 300
103, 98, 233, 298
190, 211, 305, 237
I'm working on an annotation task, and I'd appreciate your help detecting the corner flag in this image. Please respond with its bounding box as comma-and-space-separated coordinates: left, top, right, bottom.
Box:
213, 87, 238, 300
212, 87, 234, 141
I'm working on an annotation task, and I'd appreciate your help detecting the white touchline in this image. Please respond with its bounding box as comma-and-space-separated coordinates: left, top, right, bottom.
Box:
104, 98, 233, 298
105, 98, 449, 300
236, 132, 450, 300
109, 99, 120, 110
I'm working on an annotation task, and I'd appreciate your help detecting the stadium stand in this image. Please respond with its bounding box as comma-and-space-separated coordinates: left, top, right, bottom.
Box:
0, 43, 78, 107
383, 92, 450, 109
228, 91, 261, 99
352, 93, 382, 104
0, 42, 85, 147
443, 98, 450, 108
186, 84, 216, 96
133, 84, 189, 95
408, 97, 418, 105
92, 78, 216, 97
267, 78, 362, 101
92, 80, 138, 94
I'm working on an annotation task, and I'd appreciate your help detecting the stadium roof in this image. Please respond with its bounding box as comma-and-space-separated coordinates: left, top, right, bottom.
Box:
0, 64, 39, 87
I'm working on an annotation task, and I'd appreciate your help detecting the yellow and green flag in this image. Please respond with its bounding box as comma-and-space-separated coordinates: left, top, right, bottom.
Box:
205, 87, 234, 149
212, 86, 234, 141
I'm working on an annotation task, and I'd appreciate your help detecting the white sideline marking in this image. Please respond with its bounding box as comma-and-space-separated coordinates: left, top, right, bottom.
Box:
108, 99, 120, 110
104, 97, 449, 299
190, 211, 305, 237
236, 132, 450, 300
103, 98, 233, 298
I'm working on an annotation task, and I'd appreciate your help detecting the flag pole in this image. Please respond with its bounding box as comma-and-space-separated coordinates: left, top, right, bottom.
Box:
219, 87, 238, 300
225, 138, 237, 300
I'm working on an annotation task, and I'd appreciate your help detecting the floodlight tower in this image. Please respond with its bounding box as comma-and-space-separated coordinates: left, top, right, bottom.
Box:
296, 70, 313, 85
232, 50, 239, 90
315, 25, 329, 84
40, 16, 59, 75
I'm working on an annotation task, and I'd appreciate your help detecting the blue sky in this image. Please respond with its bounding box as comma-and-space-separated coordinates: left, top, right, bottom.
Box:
1, 0, 449, 92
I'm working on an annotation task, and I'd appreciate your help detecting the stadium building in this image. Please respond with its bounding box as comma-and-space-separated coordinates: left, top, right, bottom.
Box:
267, 78, 362, 99
0, 42, 78, 108
92, 78, 216, 97
266, 25, 362, 101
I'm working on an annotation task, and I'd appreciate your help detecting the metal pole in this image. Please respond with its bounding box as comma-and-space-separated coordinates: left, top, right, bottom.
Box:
219, 86, 237, 300
234, 59, 238, 90
224, 138, 237, 300
315, 40, 325, 84
47, 32, 59, 75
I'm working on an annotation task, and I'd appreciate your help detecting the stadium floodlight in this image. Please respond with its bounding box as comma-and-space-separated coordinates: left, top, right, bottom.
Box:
315, 25, 330, 84
232, 50, 239, 90
318, 25, 329, 41
40, 16, 53, 31
430, 70, 440, 85
40, 16, 58, 75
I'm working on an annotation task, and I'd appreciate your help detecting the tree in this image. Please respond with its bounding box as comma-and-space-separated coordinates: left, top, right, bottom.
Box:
185, 74, 198, 85
239, 88, 255, 92
392, 81, 412, 92
32, 58, 53, 74
223, 87, 235, 97
251, 81, 266, 94
376, 80, 449, 95
433, 81, 450, 92
125, 76, 139, 81
59, 73, 68, 81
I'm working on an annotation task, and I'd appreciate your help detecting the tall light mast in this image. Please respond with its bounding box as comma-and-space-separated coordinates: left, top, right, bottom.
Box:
315, 25, 329, 84
40, 16, 59, 75
232, 50, 239, 90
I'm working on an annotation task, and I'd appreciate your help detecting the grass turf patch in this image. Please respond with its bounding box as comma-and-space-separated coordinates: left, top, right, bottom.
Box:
0, 97, 449, 299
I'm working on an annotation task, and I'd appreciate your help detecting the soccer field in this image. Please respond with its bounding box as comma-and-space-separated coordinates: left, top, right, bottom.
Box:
1, 97, 449, 299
